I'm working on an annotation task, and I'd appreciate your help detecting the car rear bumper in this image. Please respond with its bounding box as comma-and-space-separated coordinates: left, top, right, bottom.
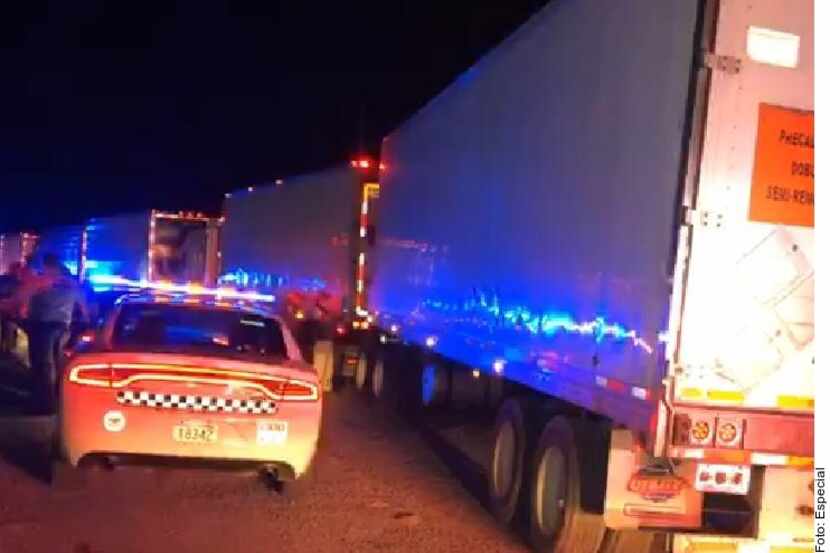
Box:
60, 385, 322, 477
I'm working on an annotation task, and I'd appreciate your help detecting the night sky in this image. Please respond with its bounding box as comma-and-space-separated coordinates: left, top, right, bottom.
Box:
1, 0, 545, 231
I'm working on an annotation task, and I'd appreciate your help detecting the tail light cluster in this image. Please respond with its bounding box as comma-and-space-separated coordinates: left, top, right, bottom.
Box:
695, 463, 751, 495
673, 414, 744, 448
68, 363, 319, 401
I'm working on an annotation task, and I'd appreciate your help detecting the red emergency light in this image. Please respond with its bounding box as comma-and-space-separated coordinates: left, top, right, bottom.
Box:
351, 158, 373, 169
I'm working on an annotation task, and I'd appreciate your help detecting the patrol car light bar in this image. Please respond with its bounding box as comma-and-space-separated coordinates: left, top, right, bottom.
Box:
87, 274, 276, 302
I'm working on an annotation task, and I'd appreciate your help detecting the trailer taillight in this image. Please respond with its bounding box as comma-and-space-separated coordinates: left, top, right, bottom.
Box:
690, 419, 713, 446
715, 418, 744, 448
695, 463, 750, 495
673, 414, 744, 449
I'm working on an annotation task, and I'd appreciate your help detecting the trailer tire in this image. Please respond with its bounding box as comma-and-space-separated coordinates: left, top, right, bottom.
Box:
527, 417, 605, 553
371, 357, 386, 400
421, 362, 450, 408
355, 353, 370, 392
488, 398, 529, 526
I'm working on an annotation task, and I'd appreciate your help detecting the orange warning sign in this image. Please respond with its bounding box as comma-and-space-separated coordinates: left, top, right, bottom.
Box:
749, 103, 814, 227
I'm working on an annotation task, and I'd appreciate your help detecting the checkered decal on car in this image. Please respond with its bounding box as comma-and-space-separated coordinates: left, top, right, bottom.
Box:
116, 390, 277, 414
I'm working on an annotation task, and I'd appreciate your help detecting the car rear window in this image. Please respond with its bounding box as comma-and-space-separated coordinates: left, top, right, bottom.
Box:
112, 303, 287, 359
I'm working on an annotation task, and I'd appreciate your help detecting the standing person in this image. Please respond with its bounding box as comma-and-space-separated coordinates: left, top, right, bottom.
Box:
26, 254, 88, 414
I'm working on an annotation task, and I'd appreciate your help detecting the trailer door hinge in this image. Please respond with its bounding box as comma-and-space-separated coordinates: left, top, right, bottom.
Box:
683, 207, 723, 228
701, 51, 742, 75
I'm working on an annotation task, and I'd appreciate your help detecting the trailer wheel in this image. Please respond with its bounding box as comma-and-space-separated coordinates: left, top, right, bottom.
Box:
421, 363, 449, 407
527, 417, 605, 553
371, 357, 385, 399
488, 398, 529, 525
355, 353, 370, 392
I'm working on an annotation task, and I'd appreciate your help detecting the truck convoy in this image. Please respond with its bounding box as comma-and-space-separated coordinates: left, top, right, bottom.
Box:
8, 0, 812, 550
355, 0, 814, 552
7, 211, 221, 321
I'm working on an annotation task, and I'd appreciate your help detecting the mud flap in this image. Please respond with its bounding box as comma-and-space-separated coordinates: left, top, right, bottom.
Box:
604, 428, 702, 531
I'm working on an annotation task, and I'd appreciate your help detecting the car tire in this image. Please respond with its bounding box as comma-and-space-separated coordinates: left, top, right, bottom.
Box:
527, 417, 605, 553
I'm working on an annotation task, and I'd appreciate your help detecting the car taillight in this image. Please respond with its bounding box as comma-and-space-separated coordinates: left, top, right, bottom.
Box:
68, 364, 112, 387
68, 363, 319, 401
275, 380, 319, 401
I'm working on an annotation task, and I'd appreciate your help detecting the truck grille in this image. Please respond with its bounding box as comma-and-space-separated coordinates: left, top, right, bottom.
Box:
116, 390, 277, 415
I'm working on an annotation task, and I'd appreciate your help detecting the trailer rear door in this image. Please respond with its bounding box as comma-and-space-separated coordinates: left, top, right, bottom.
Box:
672, 0, 813, 413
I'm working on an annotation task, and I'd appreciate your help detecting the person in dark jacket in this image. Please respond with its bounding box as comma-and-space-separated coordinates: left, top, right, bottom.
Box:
26, 254, 88, 413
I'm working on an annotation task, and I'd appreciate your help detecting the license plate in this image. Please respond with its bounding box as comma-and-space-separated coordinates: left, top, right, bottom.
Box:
173, 422, 218, 444
257, 421, 288, 445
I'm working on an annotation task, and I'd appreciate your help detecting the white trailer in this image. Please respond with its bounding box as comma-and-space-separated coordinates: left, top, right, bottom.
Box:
363, 1, 814, 551
0, 232, 38, 274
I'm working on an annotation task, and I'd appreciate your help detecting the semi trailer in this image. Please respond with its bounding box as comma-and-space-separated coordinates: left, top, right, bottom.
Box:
360, 0, 814, 551
0, 232, 38, 274
32, 224, 86, 276
84, 210, 221, 286
220, 163, 380, 371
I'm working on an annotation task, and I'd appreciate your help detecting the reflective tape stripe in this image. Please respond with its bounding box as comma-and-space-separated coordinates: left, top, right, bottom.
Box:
706, 390, 744, 402
681, 542, 738, 552
671, 448, 813, 467
776, 395, 814, 409
679, 387, 704, 400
